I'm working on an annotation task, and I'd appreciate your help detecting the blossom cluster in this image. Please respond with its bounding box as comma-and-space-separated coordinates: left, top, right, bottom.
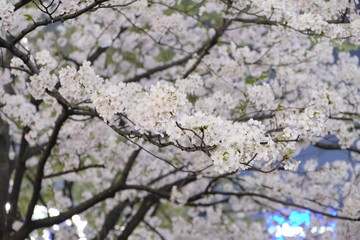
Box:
1, 1, 360, 240
0, 0, 14, 31
20, 49, 357, 173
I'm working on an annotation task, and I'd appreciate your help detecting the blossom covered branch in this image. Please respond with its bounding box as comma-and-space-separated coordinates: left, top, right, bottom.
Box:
0, 0, 360, 239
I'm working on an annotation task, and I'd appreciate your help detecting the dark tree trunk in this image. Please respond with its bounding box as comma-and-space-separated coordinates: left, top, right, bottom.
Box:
0, 119, 10, 239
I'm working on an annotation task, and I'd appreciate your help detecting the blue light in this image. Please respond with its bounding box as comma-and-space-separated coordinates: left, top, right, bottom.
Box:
272, 214, 285, 225
266, 210, 337, 239
288, 210, 310, 228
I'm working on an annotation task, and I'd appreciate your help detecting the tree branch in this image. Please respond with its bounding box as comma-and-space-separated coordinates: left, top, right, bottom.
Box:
191, 191, 360, 222
87, 26, 128, 64
14, 0, 32, 11
0, 119, 10, 240
182, 19, 232, 78
23, 108, 69, 226
92, 200, 130, 240
13, 148, 141, 239
118, 149, 141, 185
124, 54, 193, 83
117, 196, 157, 240
11, 0, 110, 45
0, 37, 39, 74
43, 164, 106, 179
5, 128, 30, 234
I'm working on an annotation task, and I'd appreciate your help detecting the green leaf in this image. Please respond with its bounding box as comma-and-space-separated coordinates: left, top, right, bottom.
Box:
155, 48, 176, 63
259, 73, 269, 80
276, 134, 286, 140
24, 14, 33, 21
178, 0, 200, 15
163, 8, 177, 16
52, 146, 59, 154
123, 51, 137, 63
246, 73, 269, 84
51, 110, 57, 117
194, 125, 208, 131
283, 149, 295, 155
335, 42, 359, 52
277, 104, 285, 110
245, 77, 257, 85
326, 94, 334, 105
199, 12, 223, 29
186, 94, 199, 105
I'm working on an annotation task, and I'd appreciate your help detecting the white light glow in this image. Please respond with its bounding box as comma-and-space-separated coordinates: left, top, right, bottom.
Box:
42, 229, 51, 239
30, 205, 88, 239
49, 208, 60, 217
32, 205, 48, 220
53, 225, 60, 231
5, 203, 10, 212
311, 226, 334, 234
72, 215, 81, 223
72, 214, 88, 238
275, 223, 305, 238
21, 38, 28, 44
20, 38, 29, 51
30, 232, 38, 240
